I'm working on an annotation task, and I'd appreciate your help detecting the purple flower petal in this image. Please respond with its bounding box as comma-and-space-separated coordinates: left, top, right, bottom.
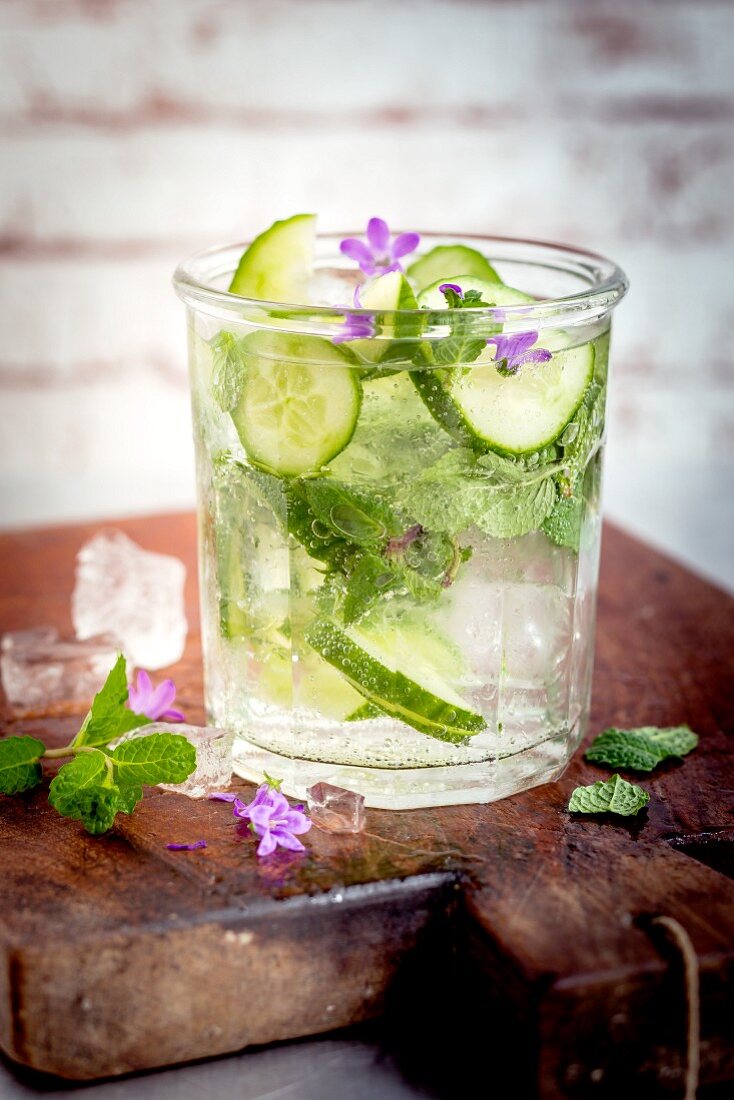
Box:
366, 217, 390, 252
391, 232, 420, 259
439, 283, 464, 296
150, 678, 176, 714
522, 348, 553, 365
136, 669, 152, 695
281, 808, 312, 834
269, 828, 306, 852
160, 707, 185, 722
249, 803, 275, 830
487, 330, 551, 374
208, 791, 237, 802
340, 238, 372, 265
166, 840, 207, 851
232, 797, 250, 819
256, 830, 278, 858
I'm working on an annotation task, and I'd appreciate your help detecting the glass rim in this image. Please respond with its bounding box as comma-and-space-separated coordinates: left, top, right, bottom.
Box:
173, 232, 629, 330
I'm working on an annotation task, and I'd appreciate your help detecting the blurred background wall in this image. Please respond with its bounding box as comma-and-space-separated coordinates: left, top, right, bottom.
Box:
0, 0, 732, 589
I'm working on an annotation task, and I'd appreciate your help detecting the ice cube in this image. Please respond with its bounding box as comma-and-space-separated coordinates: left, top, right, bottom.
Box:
501, 582, 573, 686
72, 530, 187, 670
113, 722, 234, 798
1, 627, 120, 714
306, 782, 365, 833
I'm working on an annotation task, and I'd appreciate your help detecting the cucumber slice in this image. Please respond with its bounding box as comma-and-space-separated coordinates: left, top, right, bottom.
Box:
350, 271, 421, 365
414, 342, 594, 457
439, 342, 594, 456
230, 331, 362, 476
417, 276, 534, 310
306, 617, 485, 744
413, 276, 594, 455
229, 213, 316, 302
407, 245, 501, 292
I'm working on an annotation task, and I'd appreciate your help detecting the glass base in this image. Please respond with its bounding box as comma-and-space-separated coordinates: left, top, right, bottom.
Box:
232, 726, 573, 810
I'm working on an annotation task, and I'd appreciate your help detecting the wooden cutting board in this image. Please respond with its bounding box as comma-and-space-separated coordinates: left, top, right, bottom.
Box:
1, 514, 732, 1098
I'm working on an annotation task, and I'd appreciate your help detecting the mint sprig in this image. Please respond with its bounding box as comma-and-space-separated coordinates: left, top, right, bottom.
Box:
586, 724, 698, 772
568, 774, 650, 817
1, 658, 196, 835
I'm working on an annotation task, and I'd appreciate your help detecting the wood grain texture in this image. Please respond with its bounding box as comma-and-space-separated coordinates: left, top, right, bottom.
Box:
0, 513, 733, 1096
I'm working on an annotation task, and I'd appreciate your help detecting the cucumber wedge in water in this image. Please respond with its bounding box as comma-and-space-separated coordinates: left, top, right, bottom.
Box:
306, 618, 485, 744
230, 331, 362, 476
407, 245, 501, 292
350, 271, 421, 366
229, 213, 316, 302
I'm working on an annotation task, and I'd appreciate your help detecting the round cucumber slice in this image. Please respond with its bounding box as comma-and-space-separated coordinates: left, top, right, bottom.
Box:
229, 213, 316, 302
417, 276, 534, 310
416, 342, 595, 456
230, 331, 362, 476
305, 617, 485, 744
407, 245, 501, 292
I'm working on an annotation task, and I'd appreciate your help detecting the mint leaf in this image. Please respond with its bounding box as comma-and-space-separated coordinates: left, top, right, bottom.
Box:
298, 478, 400, 549
49, 749, 121, 834
73, 655, 149, 749
561, 382, 605, 469
476, 478, 556, 539
49, 749, 110, 811
543, 478, 584, 551
211, 332, 246, 412
111, 733, 196, 786
568, 774, 650, 817
116, 784, 143, 814
74, 787, 120, 834
586, 724, 699, 772
406, 448, 556, 539
0, 735, 45, 794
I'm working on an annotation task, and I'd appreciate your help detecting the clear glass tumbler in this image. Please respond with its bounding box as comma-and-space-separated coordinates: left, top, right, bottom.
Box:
174, 234, 627, 808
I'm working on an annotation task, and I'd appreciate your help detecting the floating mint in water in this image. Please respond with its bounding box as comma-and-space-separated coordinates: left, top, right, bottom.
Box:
568, 774, 650, 817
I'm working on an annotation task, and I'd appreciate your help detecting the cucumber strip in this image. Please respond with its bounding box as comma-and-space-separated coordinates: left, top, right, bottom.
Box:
229, 213, 316, 302
407, 245, 501, 291
306, 618, 485, 744
230, 331, 362, 476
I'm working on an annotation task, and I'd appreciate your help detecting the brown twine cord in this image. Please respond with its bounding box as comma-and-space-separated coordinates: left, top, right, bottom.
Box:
650, 915, 700, 1100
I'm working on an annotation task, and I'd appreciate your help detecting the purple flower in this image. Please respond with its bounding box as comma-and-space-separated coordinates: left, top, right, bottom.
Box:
128, 669, 185, 722
438, 283, 464, 298
486, 331, 552, 376
340, 218, 420, 276
166, 839, 207, 851
232, 783, 312, 858
333, 285, 376, 345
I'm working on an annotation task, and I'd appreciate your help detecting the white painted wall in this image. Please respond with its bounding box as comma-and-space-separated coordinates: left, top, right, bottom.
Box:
0, 0, 732, 589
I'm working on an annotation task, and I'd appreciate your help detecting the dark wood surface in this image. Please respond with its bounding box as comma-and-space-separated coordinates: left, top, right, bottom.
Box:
1, 514, 732, 1098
